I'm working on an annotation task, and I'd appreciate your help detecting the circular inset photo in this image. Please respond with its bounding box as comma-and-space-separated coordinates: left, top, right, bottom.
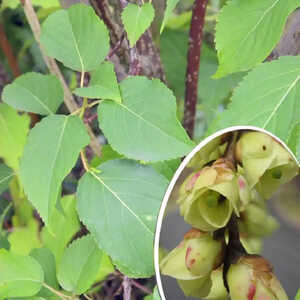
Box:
154, 126, 300, 300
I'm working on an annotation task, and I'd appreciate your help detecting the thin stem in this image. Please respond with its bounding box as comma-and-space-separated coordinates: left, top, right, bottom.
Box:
84, 294, 93, 300
79, 98, 88, 119
131, 279, 152, 295
71, 101, 101, 116
0, 203, 12, 234
43, 283, 71, 300
225, 131, 238, 168
21, 0, 102, 156
107, 33, 125, 59
0, 22, 21, 77
122, 276, 132, 300
183, 0, 208, 138
80, 72, 85, 88
80, 150, 90, 172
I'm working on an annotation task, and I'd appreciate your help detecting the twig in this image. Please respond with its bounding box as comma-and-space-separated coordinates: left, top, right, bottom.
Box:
84, 294, 93, 300
43, 283, 71, 300
183, 0, 208, 138
123, 276, 132, 300
107, 33, 125, 59
20, 0, 102, 156
0, 23, 21, 77
131, 279, 152, 295
80, 150, 90, 172
129, 47, 140, 75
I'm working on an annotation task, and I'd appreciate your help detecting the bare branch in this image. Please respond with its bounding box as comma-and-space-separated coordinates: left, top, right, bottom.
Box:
183, 0, 208, 138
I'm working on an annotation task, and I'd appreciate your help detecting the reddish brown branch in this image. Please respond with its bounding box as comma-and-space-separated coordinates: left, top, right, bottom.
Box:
0, 23, 21, 77
183, 0, 208, 138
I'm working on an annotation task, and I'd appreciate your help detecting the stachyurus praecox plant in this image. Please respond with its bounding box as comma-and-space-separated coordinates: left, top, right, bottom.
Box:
160, 131, 299, 300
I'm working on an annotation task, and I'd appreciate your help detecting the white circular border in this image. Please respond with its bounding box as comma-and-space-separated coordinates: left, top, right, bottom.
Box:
154, 125, 299, 300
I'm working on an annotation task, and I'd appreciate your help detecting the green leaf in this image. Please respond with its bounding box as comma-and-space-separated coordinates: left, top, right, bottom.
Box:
160, 29, 243, 112
0, 103, 30, 170
151, 159, 180, 180
41, 195, 80, 265
98, 77, 195, 162
0, 249, 44, 298
2, 73, 63, 115
20, 115, 89, 224
0, 237, 10, 253
161, 0, 181, 33
0, 164, 14, 195
74, 62, 121, 102
0, 0, 19, 10
160, 29, 188, 97
121, 3, 155, 47
90, 144, 123, 168
32, 0, 60, 8
95, 253, 115, 282
77, 159, 169, 278
8, 219, 42, 255
57, 235, 102, 294
215, 0, 300, 77
40, 4, 110, 72
144, 287, 161, 300
30, 247, 59, 297
295, 289, 300, 300
288, 123, 300, 163
208, 56, 300, 156
198, 48, 244, 124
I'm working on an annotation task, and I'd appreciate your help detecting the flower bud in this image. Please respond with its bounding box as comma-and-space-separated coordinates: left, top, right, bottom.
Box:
184, 229, 225, 277
242, 203, 279, 237
178, 159, 236, 231
178, 275, 212, 298
160, 229, 225, 280
227, 255, 288, 300
204, 268, 228, 300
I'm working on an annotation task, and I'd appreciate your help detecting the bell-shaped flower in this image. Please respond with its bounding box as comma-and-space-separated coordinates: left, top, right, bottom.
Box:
227, 255, 288, 300
160, 229, 225, 280
178, 275, 212, 298
236, 132, 298, 198
255, 141, 299, 198
178, 159, 237, 231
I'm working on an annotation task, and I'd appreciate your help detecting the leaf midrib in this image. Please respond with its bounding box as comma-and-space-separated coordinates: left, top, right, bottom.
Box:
46, 117, 68, 220
115, 102, 191, 146
0, 172, 14, 185
229, 0, 281, 65
66, 12, 84, 73
263, 75, 300, 128
90, 171, 153, 235
14, 83, 53, 115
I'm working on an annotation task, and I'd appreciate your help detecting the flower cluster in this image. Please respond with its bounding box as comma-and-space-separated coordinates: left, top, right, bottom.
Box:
160, 131, 299, 299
